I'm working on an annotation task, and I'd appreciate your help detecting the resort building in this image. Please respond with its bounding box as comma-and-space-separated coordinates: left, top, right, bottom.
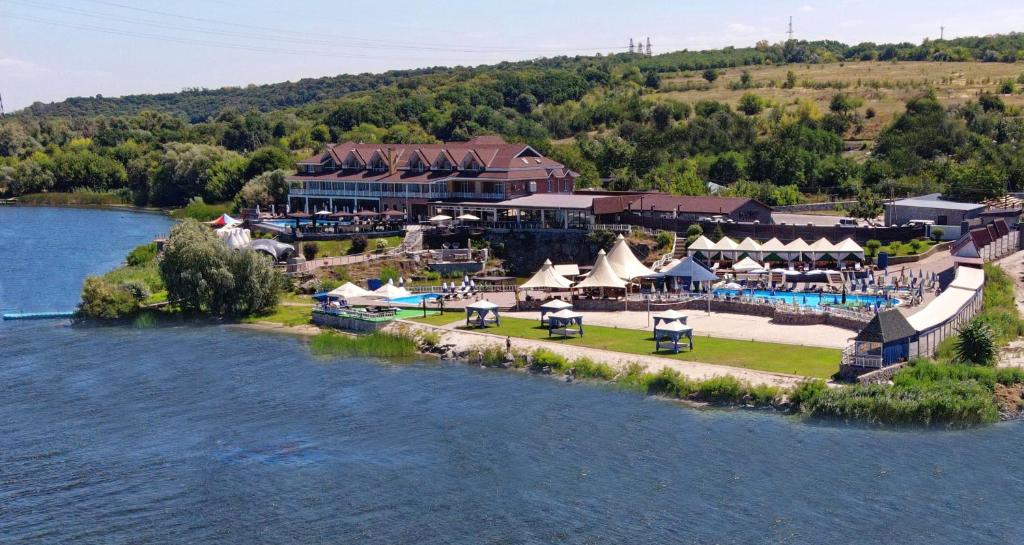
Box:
884, 193, 985, 228
589, 193, 773, 224
286, 135, 577, 221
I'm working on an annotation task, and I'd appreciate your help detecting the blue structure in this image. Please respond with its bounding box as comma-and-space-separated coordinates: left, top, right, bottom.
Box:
651, 309, 688, 333
654, 321, 693, 353
547, 309, 584, 337
847, 309, 916, 368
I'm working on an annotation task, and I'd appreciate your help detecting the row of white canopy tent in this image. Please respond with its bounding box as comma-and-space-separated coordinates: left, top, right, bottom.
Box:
520, 234, 659, 292
687, 236, 865, 263
325, 278, 412, 300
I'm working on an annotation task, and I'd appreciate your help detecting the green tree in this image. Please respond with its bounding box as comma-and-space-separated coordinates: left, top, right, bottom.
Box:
78, 276, 140, 320
243, 146, 293, 181
737, 93, 764, 116
159, 219, 234, 313
955, 319, 997, 365
708, 152, 746, 183
236, 169, 290, 208
847, 188, 883, 220
739, 70, 752, 88
711, 223, 725, 241
864, 239, 882, 258
782, 70, 797, 89
702, 68, 719, 83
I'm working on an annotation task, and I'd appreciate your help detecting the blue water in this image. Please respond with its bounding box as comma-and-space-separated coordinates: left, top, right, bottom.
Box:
389, 292, 442, 305
3, 207, 1024, 544
714, 288, 898, 308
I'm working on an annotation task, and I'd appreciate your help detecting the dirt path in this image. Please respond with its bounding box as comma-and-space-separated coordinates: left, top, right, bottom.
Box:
993, 250, 1024, 368
393, 320, 811, 388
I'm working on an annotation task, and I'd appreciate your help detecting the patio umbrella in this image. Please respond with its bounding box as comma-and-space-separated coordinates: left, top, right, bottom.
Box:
398, 276, 405, 286
456, 213, 480, 221
429, 214, 452, 222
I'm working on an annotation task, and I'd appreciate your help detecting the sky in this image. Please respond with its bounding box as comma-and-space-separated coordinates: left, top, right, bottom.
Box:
2, 0, 1024, 111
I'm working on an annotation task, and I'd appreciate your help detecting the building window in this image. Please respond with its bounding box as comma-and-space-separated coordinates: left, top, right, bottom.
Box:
546, 180, 552, 192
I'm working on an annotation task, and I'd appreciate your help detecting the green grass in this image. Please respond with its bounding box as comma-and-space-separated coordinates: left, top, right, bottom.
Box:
458, 316, 839, 378
169, 199, 233, 221
242, 304, 312, 326
304, 236, 403, 257
18, 190, 129, 206
408, 309, 465, 327
309, 331, 419, 358
877, 239, 937, 257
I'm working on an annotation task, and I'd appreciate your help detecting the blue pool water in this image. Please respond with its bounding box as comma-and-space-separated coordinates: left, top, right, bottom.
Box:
714, 288, 898, 308
389, 293, 442, 305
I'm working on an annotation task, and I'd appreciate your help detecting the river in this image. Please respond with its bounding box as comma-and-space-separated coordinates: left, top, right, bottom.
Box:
2, 207, 1022, 544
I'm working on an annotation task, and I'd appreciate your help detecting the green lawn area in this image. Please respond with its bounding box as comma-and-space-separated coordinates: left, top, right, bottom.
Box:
242, 304, 313, 326
304, 235, 403, 257
407, 310, 465, 326
876, 239, 937, 257
457, 316, 839, 378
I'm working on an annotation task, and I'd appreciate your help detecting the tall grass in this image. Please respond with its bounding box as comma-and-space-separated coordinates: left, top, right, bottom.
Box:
19, 190, 129, 206
309, 331, 419, 358
169, 198, 233, 221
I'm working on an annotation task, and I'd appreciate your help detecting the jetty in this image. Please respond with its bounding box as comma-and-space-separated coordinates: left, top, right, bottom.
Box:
2, 311, 75, 321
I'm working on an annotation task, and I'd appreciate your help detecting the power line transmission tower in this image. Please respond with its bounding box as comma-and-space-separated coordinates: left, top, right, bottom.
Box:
940, 26, 945, 40
787, 16, 794, 41
645, 37, 652, 56
628, 38, 634, 54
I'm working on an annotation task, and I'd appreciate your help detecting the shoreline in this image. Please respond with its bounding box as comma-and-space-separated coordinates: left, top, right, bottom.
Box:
9, 200, 172, 217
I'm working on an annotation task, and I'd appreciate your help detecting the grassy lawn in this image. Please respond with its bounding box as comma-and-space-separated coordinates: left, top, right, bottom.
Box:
407, 309, 465, 326
457, 316, 839, 378
302, 235, 403, 257
877, 239, 937, 257
242, 304, 312, 327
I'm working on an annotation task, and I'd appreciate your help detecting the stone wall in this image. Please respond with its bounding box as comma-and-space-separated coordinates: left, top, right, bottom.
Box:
311, 311, 389, 332
482, 231, 604, 276
855, 363, 908, 384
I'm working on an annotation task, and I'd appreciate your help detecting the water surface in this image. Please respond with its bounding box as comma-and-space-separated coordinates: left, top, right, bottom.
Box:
2, 207, 1022, 544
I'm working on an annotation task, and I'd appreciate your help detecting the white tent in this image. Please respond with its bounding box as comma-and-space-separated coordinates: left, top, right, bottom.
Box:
552, 264, 580, 277
807, 237, 837, 262
575, 250, 627, 289
687, 235, 715, 259
466, 299, 498, 311
711, 236, 739, 261
834, 238, 866, 261
732, 256, 766, 272
328, 282, 374, 299
654, 319, 689, 332
651, 308, 687, 321
372, 278, 412, 299
539, 299, 574, 310
216, 226, 252, 250
520, 259, 574, 290
736, 237, 762, 260
760, 237, 786, 262
783, 238, 810, 263
606, 234, 656, 280
547, 308, 583, 320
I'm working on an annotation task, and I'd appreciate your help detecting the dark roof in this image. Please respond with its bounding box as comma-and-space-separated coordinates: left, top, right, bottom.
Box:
856, 310, 917, 343
994, 219, 1010, 237
969, 227, 993, 248
591, 194, 770, 216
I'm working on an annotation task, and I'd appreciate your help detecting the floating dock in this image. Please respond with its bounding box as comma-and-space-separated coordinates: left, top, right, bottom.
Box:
2, 311, 75, 321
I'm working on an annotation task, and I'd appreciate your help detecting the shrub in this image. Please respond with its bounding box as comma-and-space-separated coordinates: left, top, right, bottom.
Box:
531, 347, 567, 370
79, 276, 140, 320
469, 344, 507, 367
569, 356, 617, 380
799, 381, 999, 428
865, 239, 881, 257
865, 107, 876, 119
643, 368, 694, 398
930, 227, 944, 241
908, 239, 923, 254
309, 331, 418, 358
126, 243, 157, 266
119, 279, 151, 302
788, 379, 828, 407
656, 230, 673, 250
955, 319, 997, 365
169, 197, 232, 222
302, 242, 319, 261
375, 238, 389, 252
349, 235, 368, 254
694, 376, 744, 403
748, 384, 781, 407
417, 330, 442, 349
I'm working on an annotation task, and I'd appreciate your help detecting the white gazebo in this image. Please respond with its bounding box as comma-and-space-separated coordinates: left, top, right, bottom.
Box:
807, 237, 838, 264
711, 236, 739, 264
328, 282, 374, 299
834, 238, 866, 263
520, 259, 574, 291
687, 235, 716, 261
732, 256, 766, 273
372, 278, 412, 299
606, 234, 656, 280
760, 237, 787, 264
783, 238, 810, 264
736, 237, 762, 261
539, 298, 574, 324
465, 299, 500, 327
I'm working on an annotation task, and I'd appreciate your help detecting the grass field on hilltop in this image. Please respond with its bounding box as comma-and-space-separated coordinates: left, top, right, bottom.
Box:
656, 61, 1024, 141
448, 316, 839, 378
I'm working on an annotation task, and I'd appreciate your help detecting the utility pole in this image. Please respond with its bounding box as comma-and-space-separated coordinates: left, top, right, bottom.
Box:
787, 16, 794, 41
940, 26, 944, 40
628, 38, 634, 54
0, 92, 5, 118
645, 37, 652, 56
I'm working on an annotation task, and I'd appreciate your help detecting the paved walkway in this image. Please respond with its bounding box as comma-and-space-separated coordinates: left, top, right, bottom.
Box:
993, 249, 1024, 368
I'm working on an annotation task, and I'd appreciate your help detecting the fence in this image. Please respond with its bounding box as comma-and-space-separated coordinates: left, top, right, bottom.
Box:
615, 214, 925, 244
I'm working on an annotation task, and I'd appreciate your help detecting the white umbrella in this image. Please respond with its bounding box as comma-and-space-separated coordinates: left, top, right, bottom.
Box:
441, 281, 448, 293
723, 282, 743, 290
469, 279, 476, 288
315, 210, 332, 216
463, 274, 469, 284
429, 214, 452, 222
327, 282, 374, 299
456, 213, 480, 221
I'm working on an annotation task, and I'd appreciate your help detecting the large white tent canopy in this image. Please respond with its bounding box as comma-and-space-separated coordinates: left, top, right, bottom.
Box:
606, 234, 656, 280
660, 256, 718, 282
520, 259, 574, 290
736, 237, 762, 260
328, 282, 374, 299
687, 235, 715, 258
711, 236, 739, 260
372, 278, 412, 299
783, 238, 810, 261
732, 256, 766, 272
575, 250, 628, 289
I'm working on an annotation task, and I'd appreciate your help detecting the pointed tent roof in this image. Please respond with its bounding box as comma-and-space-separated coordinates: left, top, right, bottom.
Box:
655, 320, 691, 332
687, 235, 715, 251
783, 238, 810, 253
855, 309, 917, 343
520, 259, 574, 290
208, 213, 241, 226
760, 237, 786, 252
661, 256, 718, 282
539, 299, 574, 310
548, 308, 583, 320
736, 237, 762, 253
808, 237, 836, 254
575, 250, 628, 289
372, 279, 412, 299
466, 299, 499, 310
732, 256, 765, 272
712, 236, 739, 252
834, 238, 864, 254
328, 282, 374, 299
651, 308, 687, 320
607, 234, 656, 280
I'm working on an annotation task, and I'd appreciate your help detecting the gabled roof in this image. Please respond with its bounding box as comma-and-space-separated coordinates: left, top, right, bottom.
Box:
575, 250, 628, 289
521, 259, 574, 290
687, 235, 715, 251
834, 238, 864, 253
783, 238, 810, 252
661, 256, 718, 281
606, 234, 657, 280
736, 237, 762, 252
760, 237, 786, 252
712, 237, 738, 252
856, 309, 917, 343
591, 194, 771, 216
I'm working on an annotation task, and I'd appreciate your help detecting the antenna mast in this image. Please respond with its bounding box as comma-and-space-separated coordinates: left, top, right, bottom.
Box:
940, 26, 945, 40
628, 38, 634, 54
787, 16, 794, 41
0, 92, 5, 118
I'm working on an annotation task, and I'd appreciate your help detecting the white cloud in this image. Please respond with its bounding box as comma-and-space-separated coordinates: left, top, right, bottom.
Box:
727, 23, 757, 34
839, 19, 864, 29
0, 57, 47, 77
799, 4, 816, 12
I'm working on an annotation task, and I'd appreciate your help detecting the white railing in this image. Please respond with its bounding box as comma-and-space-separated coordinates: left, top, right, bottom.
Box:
651, 232, 677, 271
842, 347, 884, 368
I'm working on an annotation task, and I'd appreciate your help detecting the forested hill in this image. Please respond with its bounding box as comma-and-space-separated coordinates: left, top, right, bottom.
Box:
18, 33, 1024, 121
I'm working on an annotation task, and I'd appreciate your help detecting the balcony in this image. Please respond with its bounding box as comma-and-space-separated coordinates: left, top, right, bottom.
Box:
290, 187, 449, 199
448, 192, 506, 201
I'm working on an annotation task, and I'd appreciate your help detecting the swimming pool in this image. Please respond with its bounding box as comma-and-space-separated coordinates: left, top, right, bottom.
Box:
713, 289, 898, 308
388, 293, 443, 305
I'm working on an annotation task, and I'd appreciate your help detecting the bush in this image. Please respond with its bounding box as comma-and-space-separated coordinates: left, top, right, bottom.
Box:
799, 381, 999, 428
349, 235, 368, 254
169, 197, 233, 222
694, 376, 744, 403
955, 319, 997, 365
531, 348, 567, 370
788, 379, 828, 407
375, 238, 389, 252
119, 279, 151, 302
126, 243, 158, 266
309, 331, 418, 358
569, 356, 617, 380
865, 239, 881, 257
908, 239, 923, 254
930, 227, 944, 241
655, 230, 673, 251
643, 368, 695, 398
302, 242, 319, 261
469, 344, 507, 367
79, 276, 140, 320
